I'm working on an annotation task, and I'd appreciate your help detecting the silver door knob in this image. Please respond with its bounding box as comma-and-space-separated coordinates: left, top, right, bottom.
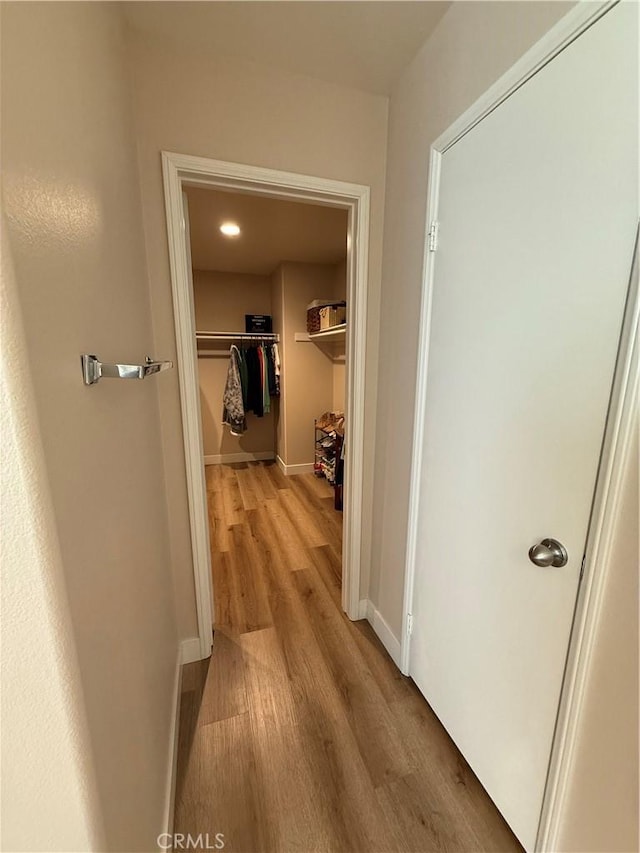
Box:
528, 538, 568, 568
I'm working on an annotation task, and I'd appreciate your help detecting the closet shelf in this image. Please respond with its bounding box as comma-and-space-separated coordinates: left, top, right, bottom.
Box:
308, 324, 346, 341
196, 331, 279, 343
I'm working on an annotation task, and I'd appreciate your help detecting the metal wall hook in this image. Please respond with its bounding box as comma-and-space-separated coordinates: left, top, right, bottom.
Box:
81, 354, 173, 385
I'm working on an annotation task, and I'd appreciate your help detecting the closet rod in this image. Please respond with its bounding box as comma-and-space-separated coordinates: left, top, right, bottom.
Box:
195, 331, 279, 342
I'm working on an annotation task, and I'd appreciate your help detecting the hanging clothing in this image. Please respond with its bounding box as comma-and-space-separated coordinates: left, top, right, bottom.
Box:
266, 345, 278, 398
222, 340, 281, 434
260, 345, 271, 414
222, 345, 246, 436
273, 343, 281, 396
245, 345, 264, 417
238, 347, 249, 409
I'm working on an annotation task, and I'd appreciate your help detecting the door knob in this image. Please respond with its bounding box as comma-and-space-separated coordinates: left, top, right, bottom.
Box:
528, 538, 568, 568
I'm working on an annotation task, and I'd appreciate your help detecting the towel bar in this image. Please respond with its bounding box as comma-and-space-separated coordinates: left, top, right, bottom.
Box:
81, 354, 173, 386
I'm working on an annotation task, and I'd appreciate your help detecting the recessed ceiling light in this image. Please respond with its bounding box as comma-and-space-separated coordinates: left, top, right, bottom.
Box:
220, 222, 241, 237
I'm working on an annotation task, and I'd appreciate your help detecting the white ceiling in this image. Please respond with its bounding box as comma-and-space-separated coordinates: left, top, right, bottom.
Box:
123, 2, 450, 95
186, 187, 348, 275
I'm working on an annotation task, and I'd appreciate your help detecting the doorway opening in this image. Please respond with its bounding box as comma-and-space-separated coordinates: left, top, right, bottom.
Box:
188, 184, 348, 637
162, 153, 370, 660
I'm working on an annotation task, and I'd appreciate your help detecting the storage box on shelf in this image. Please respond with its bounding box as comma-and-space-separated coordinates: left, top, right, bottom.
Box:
307, 299, 346, 334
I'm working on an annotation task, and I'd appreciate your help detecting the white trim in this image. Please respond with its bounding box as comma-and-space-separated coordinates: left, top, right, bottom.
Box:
357, 598, 368, 620
536, 229, 639, 852
180, 637, 203, 666
204, 451, 275, 466
162, 152, 370, 641
400, 148, 442, 676
275, 457, 316, 476
161, 648, 183, 843
343, 197, 369, 621
364, 600, 402, 668
163, 169, 214, 662
399, 2, 634, 849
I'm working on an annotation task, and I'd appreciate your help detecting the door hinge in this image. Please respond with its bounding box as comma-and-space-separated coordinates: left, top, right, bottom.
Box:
579, 554, 586, 580
406, 613, 413, 636
428, 221, 439, 252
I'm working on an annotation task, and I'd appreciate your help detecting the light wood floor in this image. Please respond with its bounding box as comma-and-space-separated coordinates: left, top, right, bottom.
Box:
174, 461, 522, 853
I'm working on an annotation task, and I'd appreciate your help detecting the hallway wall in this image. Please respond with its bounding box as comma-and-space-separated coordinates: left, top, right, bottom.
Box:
1, 4, 178, 850
126, 30, 388, 638
1, 217, 103, 853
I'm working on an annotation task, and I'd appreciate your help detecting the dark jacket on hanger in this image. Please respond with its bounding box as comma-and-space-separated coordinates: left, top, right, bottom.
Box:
245, 345, 264, 417
237, 348, 249, 409
266, 345, 278, 397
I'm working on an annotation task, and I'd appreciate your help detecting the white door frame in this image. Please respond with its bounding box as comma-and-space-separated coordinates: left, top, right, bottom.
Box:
162, 152, 370, 659
400, 1, 637, 849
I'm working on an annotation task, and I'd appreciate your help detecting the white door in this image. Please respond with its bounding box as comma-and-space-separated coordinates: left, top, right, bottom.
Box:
409, 4, 638, 850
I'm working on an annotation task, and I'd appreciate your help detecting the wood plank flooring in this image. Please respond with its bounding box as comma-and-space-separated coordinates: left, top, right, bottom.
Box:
174, 461, 522, 852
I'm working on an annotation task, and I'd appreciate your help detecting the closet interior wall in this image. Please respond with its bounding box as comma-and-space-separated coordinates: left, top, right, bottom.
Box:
271, 261, 347, 471
195, 261, 346, 469
332, 258, 347, 411
194, 270, 276, 461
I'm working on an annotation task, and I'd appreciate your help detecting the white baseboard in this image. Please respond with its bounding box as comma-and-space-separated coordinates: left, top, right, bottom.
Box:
204, 451, 275, 465
285, 462, 315, 475
180, 637, 202, 665
362, 600, 402, 668
358, 598, 368, 619
162, 648, 183, 841
276, 455, 315, 476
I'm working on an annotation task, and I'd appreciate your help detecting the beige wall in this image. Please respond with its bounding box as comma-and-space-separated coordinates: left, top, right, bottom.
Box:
127, 30, 388, 636
1, 4, 178, 850
333, 360, 346, 413
557, 417, 639, 853
276, 263, 335, 467
333, 258, 348, 302
194, 269, 275, 457
1, 217, 104, 852
332, 259, 347, 412
194, 269, 272, 330
370, 0, 574, 637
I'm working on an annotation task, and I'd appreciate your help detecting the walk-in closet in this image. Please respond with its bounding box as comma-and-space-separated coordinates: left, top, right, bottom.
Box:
186, 186, 349, 611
